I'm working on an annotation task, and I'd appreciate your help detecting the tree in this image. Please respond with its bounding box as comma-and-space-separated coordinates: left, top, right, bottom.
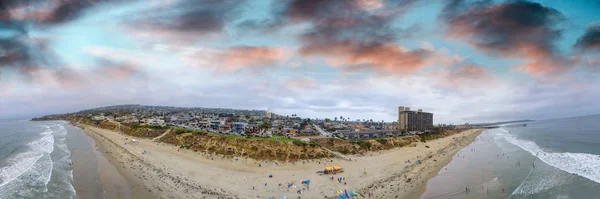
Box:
258, 122, 272, 130
334, 117, 338, 122
325, 118, 331, 122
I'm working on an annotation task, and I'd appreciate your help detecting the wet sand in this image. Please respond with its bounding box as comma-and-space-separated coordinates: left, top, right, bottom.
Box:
75, 123, 483, 199
67, 124, 149, 199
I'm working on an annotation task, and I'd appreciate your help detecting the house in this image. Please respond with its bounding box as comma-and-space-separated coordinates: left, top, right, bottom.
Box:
245, 124, 259, 134
219, 123, 232, 132
146, 118, 166, 127
281, 128, 298, 137
232, 122, 247, 134
92, 116, 106, 121
340, 130, 403, 140
210, 119, 221, 130
299, 128, 314, 135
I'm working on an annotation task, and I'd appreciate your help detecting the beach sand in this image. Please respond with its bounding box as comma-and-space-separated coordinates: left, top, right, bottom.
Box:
75, 124, 482, 199
68, 124, 152, 199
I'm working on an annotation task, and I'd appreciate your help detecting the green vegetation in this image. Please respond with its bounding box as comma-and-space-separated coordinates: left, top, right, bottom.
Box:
419, 134, 442, 142
131, 123, 169, 130
222, 134, 296, 142
174, 128, 208, 135
375, 138, 388, 145
350, 139, 372, 150
258, 122, 272, 130
292, 140, 319, 147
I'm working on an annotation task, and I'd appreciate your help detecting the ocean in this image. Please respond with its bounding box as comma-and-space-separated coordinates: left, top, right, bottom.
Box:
422, 114, 600, 199
0, 120, 75, 199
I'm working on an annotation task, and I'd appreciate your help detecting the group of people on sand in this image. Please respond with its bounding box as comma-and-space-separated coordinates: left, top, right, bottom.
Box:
331, 176, 348, 185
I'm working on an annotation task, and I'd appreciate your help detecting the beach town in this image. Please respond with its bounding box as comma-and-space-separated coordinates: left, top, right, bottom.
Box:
33, 105, 483, 199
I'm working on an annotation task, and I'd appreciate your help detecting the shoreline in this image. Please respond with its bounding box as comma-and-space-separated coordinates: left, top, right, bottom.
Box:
71, 122, 483, 199
69, 123, 156, 199
410, 130, 483, 198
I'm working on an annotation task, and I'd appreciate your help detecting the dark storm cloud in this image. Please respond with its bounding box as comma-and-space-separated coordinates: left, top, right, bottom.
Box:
127, 0, 245, 35
440, 0, 571, 76
441, 0, 564, 57
273, 0, 434, 74
574, 24, 600, 52
0, 20, 55, 79
0, 0, 125, 24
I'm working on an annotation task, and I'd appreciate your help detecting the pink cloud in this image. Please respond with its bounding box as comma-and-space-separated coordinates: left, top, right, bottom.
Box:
6, 7, 54, 22
437, 65, 495, 91
442, 0, 570, 77
299, 41, 433, 74
185, 46, 288, 72
102, 64, 140, 80
283, 78, 318, 92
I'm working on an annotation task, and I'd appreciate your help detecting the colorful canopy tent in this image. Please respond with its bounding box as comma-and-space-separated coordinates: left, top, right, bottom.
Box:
302, 180, 310, 185
325, 166, 344, 174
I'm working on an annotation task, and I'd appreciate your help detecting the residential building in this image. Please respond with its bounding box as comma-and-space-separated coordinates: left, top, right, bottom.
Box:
92, 116, 106, 121
340, 130, 403, 139
245, 124, 259, 134
398, 106, 433, 132
146, 118, 166, 127
210, 119, 221, 130
232, 122, 247, 133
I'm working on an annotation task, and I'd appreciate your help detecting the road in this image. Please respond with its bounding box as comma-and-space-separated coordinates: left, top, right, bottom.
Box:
312, 123, 331, 137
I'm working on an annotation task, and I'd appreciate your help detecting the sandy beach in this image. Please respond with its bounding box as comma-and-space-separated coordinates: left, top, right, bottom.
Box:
76, 123, 482, 199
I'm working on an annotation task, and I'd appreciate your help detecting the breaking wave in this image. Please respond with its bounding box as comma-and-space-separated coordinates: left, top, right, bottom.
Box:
499, 129, 600, 184
0, 128, 54, 188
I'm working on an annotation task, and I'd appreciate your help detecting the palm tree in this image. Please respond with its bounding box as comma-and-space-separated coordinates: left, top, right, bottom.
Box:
334, 117, 338, 122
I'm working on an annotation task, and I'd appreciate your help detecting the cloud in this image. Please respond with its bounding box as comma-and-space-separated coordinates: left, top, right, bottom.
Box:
283, 78, 318, 92
441, 0, 571, 76
574, 24, 600, 53
1, 0, 126, 24
300, 41, 433, 74
436, 64, 495, 93
276, 0, 439, 74
0, 20, 71, 83
184, 46, 289, 72
282, 0, 419, 22
123, 0, 245, 41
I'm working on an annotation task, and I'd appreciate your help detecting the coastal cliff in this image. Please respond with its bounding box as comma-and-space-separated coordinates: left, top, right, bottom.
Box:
312, 136, 422, 155
32, 115, 473, 162
158, 130, 334, 161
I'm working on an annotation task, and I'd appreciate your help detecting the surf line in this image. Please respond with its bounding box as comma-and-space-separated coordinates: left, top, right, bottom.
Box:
508, 156, 538, 198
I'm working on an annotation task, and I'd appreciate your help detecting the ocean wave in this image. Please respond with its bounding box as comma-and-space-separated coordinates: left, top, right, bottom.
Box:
510, 160, 570, 196
499, 131, 600, 184
0, 129, 55, 188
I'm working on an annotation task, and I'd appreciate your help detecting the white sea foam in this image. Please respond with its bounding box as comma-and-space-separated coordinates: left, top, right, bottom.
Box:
0, 129, 55, 188
511, 162, 569, 196
499, 130, 600, 184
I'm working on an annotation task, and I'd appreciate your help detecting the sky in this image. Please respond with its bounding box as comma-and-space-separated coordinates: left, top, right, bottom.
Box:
1, 0, 600, 124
